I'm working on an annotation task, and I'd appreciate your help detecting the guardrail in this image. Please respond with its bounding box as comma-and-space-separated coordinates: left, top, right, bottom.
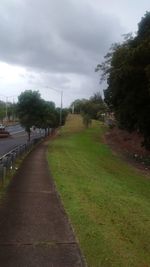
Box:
0, 135, 45, 185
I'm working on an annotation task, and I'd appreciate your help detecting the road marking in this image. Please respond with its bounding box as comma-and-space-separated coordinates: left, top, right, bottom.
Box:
11, 130, 25, 135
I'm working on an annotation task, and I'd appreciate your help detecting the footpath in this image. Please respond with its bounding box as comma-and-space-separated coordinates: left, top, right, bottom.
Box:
0, 140, 86, 267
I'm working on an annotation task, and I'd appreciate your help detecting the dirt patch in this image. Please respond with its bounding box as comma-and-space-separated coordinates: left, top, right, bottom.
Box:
104, 127, 150, 173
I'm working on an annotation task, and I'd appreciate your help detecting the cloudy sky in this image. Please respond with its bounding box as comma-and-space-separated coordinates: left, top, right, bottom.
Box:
0, 0, 149, 107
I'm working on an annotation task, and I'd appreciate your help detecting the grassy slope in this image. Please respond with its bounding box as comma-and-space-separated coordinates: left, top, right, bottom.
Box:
47, 114, 150, 267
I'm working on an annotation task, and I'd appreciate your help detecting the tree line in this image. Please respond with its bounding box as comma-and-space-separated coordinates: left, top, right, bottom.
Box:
0, 100, 17, 122
96, 11, 150, 149
70, 92, 107, 127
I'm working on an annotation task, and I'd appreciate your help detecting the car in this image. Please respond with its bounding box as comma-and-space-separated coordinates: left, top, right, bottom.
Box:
0, 124, 5, 130
0, 124, 9, 137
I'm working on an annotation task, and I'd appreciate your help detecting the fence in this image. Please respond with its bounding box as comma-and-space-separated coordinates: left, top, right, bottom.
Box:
0, 136, 44, 185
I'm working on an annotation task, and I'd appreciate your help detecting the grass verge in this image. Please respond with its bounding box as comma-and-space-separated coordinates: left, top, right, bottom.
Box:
47, 114, 150, 267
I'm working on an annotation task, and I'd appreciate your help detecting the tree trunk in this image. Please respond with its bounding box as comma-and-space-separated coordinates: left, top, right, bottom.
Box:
45, 128, 47, 137
27, 130, 31, 141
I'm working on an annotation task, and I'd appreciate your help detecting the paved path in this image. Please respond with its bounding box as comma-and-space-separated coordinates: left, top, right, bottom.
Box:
0, 141, 86, 266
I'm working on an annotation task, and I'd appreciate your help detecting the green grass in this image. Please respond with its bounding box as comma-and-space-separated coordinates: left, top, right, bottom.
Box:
47, 114, 150, 267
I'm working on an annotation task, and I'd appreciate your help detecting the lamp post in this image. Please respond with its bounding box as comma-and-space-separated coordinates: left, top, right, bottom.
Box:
60, 90, 63, 127
5, 97, 8, 122
44, 87, 63, 127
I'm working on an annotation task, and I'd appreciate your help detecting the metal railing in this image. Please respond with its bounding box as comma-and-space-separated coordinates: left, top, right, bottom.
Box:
0, 135, 45, 185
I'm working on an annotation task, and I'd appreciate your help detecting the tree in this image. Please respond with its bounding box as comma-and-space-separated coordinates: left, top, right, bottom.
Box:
70, 93, 106, 121
56, 107, 69, 126
70, 99, 87, 114
90, 92, 104, 104
17, 90, 68, 140
6, 102, 17, 122
96, 12, 150, 149
82, 113, 92, 128
0, 101, 5, 123
82, 93, 106, 120
37, 100, 62, 136
17, 90, 43, 141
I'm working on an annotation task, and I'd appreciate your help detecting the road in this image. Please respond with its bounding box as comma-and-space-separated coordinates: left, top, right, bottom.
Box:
6, 124, 24, 135
0, 124, 44, 157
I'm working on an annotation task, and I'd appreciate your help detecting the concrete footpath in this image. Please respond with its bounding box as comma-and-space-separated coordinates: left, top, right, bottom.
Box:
0, 141, 86, 267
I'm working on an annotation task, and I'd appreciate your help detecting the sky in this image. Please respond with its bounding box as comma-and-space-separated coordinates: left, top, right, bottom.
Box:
0, 0, 149, 107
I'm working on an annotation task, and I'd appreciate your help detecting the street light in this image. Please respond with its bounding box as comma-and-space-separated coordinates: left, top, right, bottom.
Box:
44, 87, 63, 127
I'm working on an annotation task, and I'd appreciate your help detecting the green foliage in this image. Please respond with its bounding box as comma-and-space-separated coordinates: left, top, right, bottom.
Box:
97, 12, 150, 149
82, 113, 92, 128
7, 103, 18, 121
70, 93, 107, 121
138, 11, 150, 39
37, 100, 57, 130
62, 108, 69, 125
17, 90, 43, 137
17, 90, 68, 139
0, 100, 18, 122
0, 101, 5, 122
70, 99, 87, 114
56, 107, 69, 126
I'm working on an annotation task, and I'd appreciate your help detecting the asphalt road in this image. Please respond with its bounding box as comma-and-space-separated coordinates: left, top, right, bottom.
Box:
0, 125, 44, 157
6, 124, 24, 135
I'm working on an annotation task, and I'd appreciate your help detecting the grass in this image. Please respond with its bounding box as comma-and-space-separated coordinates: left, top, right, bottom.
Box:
47, 114, 150, 267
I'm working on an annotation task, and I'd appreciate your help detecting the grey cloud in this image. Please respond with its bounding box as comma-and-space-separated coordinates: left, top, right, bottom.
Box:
0, 0, 124, 75
0, 0, 127, 107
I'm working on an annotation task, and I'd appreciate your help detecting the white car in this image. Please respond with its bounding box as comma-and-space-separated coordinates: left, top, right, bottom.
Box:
0, 124, 5, 130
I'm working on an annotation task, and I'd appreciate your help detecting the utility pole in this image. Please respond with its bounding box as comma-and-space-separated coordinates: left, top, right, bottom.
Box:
5, 97, 8, 123
60, 90, 63, 126
44, 87, 63, 127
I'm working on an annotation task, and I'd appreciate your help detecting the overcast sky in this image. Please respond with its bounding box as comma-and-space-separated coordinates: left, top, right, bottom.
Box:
0, 0, 149, 107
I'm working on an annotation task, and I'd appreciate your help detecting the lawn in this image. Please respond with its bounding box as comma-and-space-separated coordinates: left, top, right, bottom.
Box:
47, 114, 150, 267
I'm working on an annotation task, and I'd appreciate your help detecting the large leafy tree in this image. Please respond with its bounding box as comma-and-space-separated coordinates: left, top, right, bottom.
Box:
17, 90, 44, 140
96, 12, 150, 149
37, 100, 60, 135
17, 90, 68, 140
